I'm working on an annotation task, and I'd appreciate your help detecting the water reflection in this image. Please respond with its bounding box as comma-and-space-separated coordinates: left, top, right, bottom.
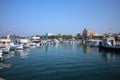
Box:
44, 43, 75, 53
0, 43, 119, 70
45, 44, 48, 53
99, 50, 118, 63
0, 53, 12, 69
0, 49, 30, 69
53, 44, 59, 48
61, 43, 74, 49
80, 44, 98, 54
82, 44, 89, 53
14, 49, 29, 58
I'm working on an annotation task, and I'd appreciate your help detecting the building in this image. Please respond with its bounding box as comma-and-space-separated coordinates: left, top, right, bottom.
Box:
83, 28, 96, 36
83, 28, 96, 39
47, 33, 55, 36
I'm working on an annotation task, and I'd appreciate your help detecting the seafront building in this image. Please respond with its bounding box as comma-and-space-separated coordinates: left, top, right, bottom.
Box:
83, 28, 96, 40
83, 28, 96, 37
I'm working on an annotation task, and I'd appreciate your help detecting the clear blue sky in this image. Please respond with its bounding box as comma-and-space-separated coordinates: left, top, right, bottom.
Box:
0, 0, 120, 36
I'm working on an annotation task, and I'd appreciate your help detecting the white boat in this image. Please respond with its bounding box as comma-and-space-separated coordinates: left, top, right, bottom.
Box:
0, 34, 11, 53
10, 42, 17, 50
0, 39, 11, 53
23, 43, 30, 48
18, 39, 29, 43
10, 42, 23, 50
99, 37, 120, 52
2, 45, 10, 53
69, 39, 75, 44
15, 50, 28, 58
15, 44, 23, 50
32, 40, 41, 47
14, 39, 30, 48
89, 40, 101, 47
0, 49, 3, 59
53, 39, 59, 44
29, 42, 36, 46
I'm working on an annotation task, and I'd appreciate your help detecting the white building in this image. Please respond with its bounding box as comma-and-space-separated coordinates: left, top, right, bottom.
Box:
32, 36, 40, 40
47, 33, 55, 36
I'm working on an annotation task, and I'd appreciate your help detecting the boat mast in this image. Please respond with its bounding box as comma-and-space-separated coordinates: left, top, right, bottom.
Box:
7, 33, 10, 39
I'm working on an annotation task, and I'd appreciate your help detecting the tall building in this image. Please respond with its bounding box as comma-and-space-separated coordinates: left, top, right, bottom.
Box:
83, 28, 96, 39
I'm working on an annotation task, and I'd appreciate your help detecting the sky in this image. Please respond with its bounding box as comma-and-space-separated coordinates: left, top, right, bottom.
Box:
0, 0, 120, 36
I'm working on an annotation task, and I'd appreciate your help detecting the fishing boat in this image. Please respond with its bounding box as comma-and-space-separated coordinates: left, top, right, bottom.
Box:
99, 37, 120, 52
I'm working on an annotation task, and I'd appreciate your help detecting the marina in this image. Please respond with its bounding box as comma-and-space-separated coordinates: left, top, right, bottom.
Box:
0, 0, 120, 80
0, 41, 120, 80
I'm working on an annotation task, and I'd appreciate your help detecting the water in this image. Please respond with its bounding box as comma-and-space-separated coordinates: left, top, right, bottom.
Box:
0, 44, 120, 80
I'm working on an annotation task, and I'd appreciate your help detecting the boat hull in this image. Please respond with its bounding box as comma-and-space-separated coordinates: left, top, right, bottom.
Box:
0, 49, 2, 58
99, 42, 120, 52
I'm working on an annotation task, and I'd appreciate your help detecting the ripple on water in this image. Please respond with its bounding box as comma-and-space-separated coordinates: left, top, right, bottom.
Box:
0, 44, 120, 80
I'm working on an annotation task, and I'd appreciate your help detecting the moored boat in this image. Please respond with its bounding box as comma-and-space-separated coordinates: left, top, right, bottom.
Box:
99, 37, 120, 52
10, 42, 23, 50
53, 39, 59, 44
23, 43, 30, 48
0, 39, 11, 53
16, 39, 30, 48
15, 44, 23, 50
0, 49, 2, 59
89, 40, 101, 47
1, 45, 10, 53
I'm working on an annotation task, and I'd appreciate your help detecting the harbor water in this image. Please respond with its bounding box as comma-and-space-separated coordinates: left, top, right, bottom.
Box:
0, 43, 120, 80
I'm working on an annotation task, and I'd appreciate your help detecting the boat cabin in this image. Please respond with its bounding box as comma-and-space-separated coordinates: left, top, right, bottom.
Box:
0, 39, 11, 47
102, 37, 115, 46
